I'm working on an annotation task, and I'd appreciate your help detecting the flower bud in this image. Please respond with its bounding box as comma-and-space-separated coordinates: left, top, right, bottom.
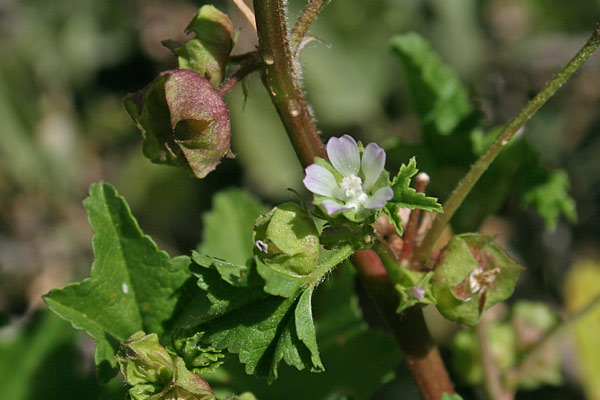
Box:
115, 331, 175, 387
253, 203, 320, 275
433, 234, 524, 326
164, 5, 234, 88
124, 69, 231, 179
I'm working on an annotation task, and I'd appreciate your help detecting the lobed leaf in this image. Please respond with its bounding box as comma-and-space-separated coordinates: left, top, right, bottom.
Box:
189, 255, 323, 381
199, 188, 266, 265
204, 264, 400, 400
384, 157, 443, 235
43, 183, 194, 380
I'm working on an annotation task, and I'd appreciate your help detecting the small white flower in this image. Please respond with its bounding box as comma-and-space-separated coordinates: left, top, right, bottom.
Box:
303, 135, 393, 218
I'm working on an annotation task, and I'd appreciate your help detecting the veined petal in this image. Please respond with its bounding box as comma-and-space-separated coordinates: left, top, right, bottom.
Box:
361, 142, 386, 192
303, 164, 340, 198
327, 135, 360, 177
321, 199, 351, 215
364, 186, 393, 209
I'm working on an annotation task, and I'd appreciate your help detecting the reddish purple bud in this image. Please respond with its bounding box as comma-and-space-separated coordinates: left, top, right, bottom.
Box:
125, 69, 232, 179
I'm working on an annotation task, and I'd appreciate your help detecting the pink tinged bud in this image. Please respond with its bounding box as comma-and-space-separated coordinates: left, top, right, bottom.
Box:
124, 69, 231, 179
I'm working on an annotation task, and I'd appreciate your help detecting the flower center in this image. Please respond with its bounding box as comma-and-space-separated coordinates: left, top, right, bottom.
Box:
340, 175, 369, 209
341, 175, 364, 198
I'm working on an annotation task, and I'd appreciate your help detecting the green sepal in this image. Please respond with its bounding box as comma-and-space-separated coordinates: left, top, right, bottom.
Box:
253, 203, 320, 276
375, 247, 436, 313
255, 257, 308, 298
164, 5, 233, 88
395, 270, 436, 313
433, 234, 525, 326
115, 331, 175, 387
116, 332, 215, 400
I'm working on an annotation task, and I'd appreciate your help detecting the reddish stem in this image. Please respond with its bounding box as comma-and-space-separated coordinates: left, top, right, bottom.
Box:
400, 172, 430, 261
353, 249, 455, 399
217, 52, 262, 97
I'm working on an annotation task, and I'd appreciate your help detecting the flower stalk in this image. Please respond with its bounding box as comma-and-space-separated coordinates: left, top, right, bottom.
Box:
416, 24, 600, 262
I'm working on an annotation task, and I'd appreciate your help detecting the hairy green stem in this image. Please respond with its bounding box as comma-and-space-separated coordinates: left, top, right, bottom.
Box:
290, 0, 328, 51
310, 243, 355, 282
416, 24, 600, 262
253, 0, 326, 167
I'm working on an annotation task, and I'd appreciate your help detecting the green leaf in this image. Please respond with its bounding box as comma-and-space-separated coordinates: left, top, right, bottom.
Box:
203, 264, 400, 400
433, 234, 525, 325
187, 245, 355, 379
384, 157, 443, 235
173, 332, 227, 374
390, 33, 472, 136
124, 69, 231, 179
390, 32, 481, 166
199, 188, 266, 265
43, 183, 194, 380
166, 5, 233, 88
518, 169, 577, 230
188, 255, 323, 381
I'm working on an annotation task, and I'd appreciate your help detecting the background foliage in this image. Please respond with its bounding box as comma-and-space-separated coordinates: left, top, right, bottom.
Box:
1, 0, 600, 399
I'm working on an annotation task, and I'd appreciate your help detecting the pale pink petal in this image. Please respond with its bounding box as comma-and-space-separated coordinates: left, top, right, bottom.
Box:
303, 164, 339, 197
361, 142, 386, 191
321, 199, 351, 215
364, 186, 393, 209
327, 135, 360, 177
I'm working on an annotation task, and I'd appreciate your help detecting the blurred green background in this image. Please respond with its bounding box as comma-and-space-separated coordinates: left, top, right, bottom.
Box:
1, 0, 600, 399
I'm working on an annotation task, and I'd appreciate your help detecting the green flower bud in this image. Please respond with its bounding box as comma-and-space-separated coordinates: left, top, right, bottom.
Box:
253, 202, 320, 275
164, 5, 234, 88
115, 331, 175, 387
